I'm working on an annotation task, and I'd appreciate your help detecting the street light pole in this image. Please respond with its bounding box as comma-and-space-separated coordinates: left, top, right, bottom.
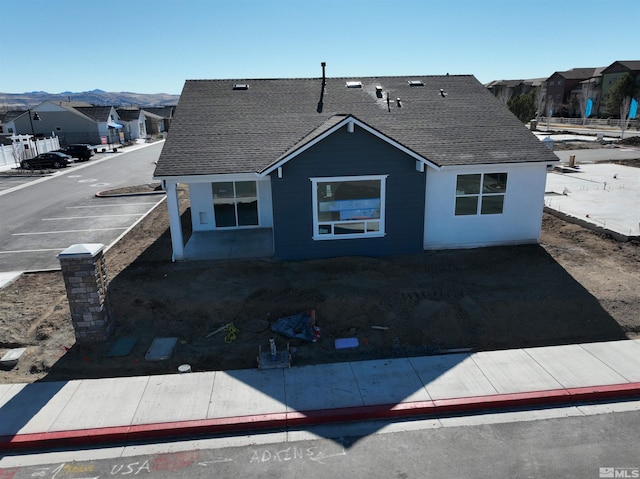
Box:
27, 108, 41, 157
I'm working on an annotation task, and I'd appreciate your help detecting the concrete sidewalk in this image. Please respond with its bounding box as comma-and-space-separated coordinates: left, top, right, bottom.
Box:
1, 339, 640, 451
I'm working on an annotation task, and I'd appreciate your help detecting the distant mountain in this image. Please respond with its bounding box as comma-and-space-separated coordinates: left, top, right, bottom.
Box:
0, 90, 180, 111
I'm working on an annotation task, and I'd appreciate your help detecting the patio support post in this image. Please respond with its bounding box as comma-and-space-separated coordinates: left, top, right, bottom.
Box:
165, 181, 185, 260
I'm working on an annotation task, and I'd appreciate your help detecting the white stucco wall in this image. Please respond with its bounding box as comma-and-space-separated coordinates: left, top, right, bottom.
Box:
188, 177, 273, 231
423, 162, 549, 249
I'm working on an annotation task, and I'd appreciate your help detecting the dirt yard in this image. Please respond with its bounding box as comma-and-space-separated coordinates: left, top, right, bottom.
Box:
1, 176, 639, 384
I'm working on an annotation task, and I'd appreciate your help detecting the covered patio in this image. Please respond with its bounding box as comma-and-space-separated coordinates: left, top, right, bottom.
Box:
181, 228, 274, 261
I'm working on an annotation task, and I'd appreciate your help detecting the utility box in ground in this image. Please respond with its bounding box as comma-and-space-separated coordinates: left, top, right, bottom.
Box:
58, 243, 114, 342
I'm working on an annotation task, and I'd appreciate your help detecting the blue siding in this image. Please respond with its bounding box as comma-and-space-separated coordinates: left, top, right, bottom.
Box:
270, 126, 425, 260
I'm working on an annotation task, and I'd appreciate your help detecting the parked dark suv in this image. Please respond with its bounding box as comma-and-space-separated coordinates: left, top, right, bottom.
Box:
57, 144, 94, 161
21, 152, 71, 169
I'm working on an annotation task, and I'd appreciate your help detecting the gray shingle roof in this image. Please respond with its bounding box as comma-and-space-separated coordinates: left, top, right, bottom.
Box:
155, 75, 557, 177
552, 68, 600, 80
116, 109, 142, 121
73, 106, 113, 122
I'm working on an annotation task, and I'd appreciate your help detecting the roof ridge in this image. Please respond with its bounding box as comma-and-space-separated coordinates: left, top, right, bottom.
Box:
185, 74, 474, 83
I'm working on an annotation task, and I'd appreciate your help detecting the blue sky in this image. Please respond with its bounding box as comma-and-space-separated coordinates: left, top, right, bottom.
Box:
1, 0, 638, 95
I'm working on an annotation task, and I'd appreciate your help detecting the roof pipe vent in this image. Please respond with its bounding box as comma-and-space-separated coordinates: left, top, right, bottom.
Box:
440, 89, 448, 97
375, 86, 383, 98
396, 98, 402, 108
317, 62, 327, 113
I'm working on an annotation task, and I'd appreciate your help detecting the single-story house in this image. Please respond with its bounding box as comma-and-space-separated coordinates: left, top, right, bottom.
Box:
153, 69, 559, 261
142, 106, 175, 136
116, 108, 148, 140
5, 101, 124, 146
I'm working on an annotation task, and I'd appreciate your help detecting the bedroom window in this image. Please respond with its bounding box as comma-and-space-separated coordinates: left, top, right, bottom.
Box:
455, 173, 507, 216
311, 175, 386, 239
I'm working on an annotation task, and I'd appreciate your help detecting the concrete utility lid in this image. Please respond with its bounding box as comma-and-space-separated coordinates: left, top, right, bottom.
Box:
1, 348, 26, 368
58, 243, 105, 257
145, 337, 178, 361
107, 336, 137, 357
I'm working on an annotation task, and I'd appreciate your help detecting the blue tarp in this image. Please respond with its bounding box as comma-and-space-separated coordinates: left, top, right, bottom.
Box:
271, 310, 317, 342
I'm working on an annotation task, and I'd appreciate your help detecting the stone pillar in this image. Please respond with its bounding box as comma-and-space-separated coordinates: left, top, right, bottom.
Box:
58, 243, 114, 343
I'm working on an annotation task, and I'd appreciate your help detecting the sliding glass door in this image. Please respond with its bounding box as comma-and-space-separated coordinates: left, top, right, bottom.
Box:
212, 181, 258, 227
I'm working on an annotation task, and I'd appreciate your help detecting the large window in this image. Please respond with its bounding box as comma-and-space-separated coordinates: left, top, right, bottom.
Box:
212, 181, 258, 227
311, 175, 386, 239
455, 173, 507, 216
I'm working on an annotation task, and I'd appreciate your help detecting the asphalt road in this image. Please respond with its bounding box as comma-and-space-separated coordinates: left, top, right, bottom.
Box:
0, 142, 166, 273
2, 405, 639, 478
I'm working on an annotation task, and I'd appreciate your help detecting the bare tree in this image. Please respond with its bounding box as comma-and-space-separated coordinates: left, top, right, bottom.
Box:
11, 141, 26, 168
496, 86, 512, 106
535, 88, 545, 122
578, 83, 591, 126
620, 96, 632, 139
546, 99, 554, 130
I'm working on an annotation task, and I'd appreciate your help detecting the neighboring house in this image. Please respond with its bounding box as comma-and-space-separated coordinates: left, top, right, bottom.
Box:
73, 106, 124, 145
142, 109, 166, 138
544, 68, 600, 117
572, 69, 605, 118
485, 78, 543, 104
599, 60, 640, 117
486, 59, 640, 121
116, 108, 148, 140
143, 106, 175, 135
154, 72, 559, 262
0, 110, 25, 136
119, 107, 168, 139
5, 101, 89, 142
7, 101, 174, 146
6, 101, 117, 146
1, 107, 66, 160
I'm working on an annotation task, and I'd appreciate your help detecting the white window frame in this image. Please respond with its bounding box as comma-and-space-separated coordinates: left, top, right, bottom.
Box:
311, 175, 387, 240
211, 180, 260, 228
454, 172, 508, 216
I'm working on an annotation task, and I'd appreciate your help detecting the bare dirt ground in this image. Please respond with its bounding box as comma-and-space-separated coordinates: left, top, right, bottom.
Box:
1, 164, 639, 384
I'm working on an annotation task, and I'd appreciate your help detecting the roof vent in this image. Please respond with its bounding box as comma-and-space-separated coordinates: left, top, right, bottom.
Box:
233, 83, 249, 90
346, 81, 362, 89
396, 98, 402, 108
439, 88, 448, 97
408, 80, 424, 86
375, 86, 383, 98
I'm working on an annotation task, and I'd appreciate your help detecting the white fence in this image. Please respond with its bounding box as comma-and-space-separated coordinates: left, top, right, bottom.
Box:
539, 116, 639, 128
0, 136, 60, 169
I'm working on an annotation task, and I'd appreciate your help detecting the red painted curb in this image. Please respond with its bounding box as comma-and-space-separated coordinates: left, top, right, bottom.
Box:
567, 382, 640, 401
286, 401, 438, 427
1, 382, 639, 451
434, 388, 572, 414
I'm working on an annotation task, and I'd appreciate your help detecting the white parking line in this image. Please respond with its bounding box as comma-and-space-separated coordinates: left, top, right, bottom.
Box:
13, 228, 128, 236
0, 248, 66, 254
66, 203, 159, 208
42, 214, 142, 220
